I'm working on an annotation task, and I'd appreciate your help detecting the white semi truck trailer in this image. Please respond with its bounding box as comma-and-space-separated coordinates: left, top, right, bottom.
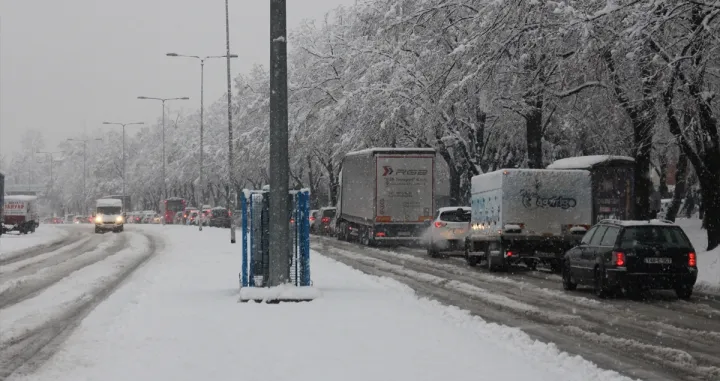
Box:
335, 148, 436, 245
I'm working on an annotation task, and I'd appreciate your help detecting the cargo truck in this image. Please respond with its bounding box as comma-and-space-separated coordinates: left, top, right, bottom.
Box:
466, 169, 592, 272
335, 148, 435, 245
2, 195, 39, 235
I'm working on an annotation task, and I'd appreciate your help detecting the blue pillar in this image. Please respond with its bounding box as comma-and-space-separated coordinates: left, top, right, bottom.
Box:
241, 191, 248, 287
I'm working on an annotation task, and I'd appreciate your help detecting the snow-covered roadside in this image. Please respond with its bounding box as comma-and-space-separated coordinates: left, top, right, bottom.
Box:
19, 225, 633, 381
0, 226, 68, 258
676, 219, 720, 289
0, 232, 150, 345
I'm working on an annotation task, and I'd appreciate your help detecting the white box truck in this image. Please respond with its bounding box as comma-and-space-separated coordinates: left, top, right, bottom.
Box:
466, 169, 592, 271
336, 148, 435, 245
94, 198, 125, 233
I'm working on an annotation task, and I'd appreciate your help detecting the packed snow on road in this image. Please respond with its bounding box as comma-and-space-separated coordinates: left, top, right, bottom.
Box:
8, 225, 631, 381
0, 226, 68, 259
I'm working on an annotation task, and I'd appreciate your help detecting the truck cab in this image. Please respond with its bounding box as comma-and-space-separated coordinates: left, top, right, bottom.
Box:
94, 198, 124, 233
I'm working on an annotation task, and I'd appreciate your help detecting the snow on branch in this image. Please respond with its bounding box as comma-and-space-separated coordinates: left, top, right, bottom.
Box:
548, 82, 606, 98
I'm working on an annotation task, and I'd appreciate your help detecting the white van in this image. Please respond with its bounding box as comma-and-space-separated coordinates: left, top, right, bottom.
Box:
95, 198, 124, 233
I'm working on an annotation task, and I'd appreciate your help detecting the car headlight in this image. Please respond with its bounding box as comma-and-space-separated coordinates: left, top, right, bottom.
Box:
116, 216, 124, 223
96, 216, 102, 223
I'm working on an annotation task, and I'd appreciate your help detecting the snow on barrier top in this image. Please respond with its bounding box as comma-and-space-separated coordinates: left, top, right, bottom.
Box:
547, 155, 634, 170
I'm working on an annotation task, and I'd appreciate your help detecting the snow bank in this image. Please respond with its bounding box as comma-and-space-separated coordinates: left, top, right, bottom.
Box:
18, 225, 633, 381
0, 226, 68, 258
547, 155, 634, 169
675, 219, 719, 289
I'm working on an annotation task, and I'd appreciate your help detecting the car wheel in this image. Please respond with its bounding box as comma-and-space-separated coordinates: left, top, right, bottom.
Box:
562, 261, 577, 291
675, 284, 693, 300
593, 267, 609, 299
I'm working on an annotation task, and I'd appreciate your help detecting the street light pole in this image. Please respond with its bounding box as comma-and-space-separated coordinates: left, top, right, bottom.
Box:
268, 0, 290, 286
166, 53, 238, 231
136, 96, 189, 209
102, 122, 144, 212
67, 138, 102, 214
36, 150, 64, 214
225, 0, 237, 244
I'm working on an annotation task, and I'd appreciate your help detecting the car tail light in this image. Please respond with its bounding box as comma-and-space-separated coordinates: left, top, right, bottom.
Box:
612, 251, 625, 267
688, 252, 696, 267
434, 221, 447, 228
506, 251, 513, 257
375, 232, 386, 237
290, 218, 295, 224
321, 217, 330, 224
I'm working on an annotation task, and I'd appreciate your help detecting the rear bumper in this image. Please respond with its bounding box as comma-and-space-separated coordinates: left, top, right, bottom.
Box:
606, 268, 698, 289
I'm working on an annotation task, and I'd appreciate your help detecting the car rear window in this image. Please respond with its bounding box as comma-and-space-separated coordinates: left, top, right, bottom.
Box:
322, 209, 336, 218
439, 210, 471, 222
619, 226, 692, 249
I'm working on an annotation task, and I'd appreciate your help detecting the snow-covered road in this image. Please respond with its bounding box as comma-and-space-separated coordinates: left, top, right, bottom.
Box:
0, 225, 158, 379
312, 236, 720, 381
6, 225, 633, 381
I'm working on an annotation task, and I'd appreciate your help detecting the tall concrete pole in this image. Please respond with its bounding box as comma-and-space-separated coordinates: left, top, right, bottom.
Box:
225, 0, 237, 243
268, 0, 289, 286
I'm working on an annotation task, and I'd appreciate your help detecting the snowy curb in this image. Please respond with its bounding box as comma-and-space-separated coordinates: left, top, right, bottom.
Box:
238, 284, 321, 303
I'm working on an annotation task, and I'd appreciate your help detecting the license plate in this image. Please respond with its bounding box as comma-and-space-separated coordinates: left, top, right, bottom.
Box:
398, 231, 411, 237
644, 257, 672, 264
453, 229, 466, 234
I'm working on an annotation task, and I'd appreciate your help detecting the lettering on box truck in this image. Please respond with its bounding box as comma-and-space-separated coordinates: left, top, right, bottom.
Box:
376, 156, 434, 223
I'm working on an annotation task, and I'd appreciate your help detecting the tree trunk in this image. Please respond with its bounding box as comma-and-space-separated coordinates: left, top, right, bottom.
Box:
698, 175, 720, 250
525, 104, 543, 169
666, 151, 687, 222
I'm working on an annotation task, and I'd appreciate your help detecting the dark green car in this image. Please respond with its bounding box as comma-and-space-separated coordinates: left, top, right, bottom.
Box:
562, 219, 698, 300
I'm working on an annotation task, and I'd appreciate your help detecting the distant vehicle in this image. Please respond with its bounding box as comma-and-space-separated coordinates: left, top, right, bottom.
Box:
562, 219, 698, 300
466, 169, 592, 272
64, 214, 76, 224
160, 197, 186, 224
2, 195, 39, 234
182, 207, 198, 224
208, 207, 231, 228
309, 209, 320, 233
547, 155, 635, 222
186, 210, 200, 225
335, 148, 436, 245
74, 216, 86, 224
102, 194, 132, 214
426, 207, 471, 257
318, 207, 336, 236
94, 198, 124, 233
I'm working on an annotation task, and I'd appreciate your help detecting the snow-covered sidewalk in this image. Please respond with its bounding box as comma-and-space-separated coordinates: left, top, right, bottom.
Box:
676, 219, 720, 289
0, 225, 68, 258
18, 225, 631, 381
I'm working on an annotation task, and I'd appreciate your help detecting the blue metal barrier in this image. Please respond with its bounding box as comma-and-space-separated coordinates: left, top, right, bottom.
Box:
240, 189, 311, 288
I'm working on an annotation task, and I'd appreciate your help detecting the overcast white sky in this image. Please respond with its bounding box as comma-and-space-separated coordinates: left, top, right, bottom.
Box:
0, 0, 355, 157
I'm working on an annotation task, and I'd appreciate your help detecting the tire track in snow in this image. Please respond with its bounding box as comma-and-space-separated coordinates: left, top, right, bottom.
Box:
313, 238, 720, 381
0, 231, 162, 380
0, 234, 125, 309
0, 231, 83, 267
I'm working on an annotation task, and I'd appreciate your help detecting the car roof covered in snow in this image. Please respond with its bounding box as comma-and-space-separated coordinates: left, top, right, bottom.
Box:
597, 219, 677, 227
96, 198, 123, 207
346, 147, 436, 157
547, 155, 634, 169
437, 206, 471, 213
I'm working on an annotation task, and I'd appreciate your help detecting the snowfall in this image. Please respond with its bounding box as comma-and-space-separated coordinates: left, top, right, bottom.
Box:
1, 219, 717, 381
